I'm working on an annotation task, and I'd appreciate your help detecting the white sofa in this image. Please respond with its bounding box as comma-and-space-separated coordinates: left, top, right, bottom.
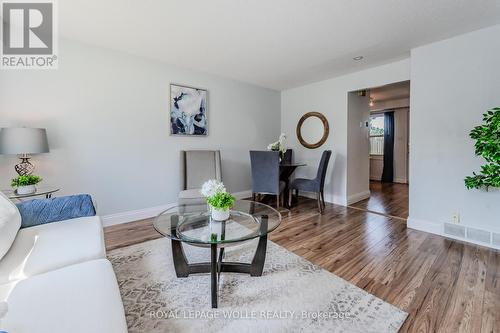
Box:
0, 192, 128, 333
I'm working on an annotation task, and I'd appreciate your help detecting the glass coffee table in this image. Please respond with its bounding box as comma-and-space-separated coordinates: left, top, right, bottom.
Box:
154, 200, 281, 308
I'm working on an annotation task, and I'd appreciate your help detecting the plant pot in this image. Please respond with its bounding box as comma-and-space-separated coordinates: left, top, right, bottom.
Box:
211, 207, 230, 221
16, 185, 36, 195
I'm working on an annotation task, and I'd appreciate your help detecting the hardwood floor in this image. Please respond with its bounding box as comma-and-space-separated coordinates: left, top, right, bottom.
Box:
104, 197, 499, 333
349, 181, 409, 219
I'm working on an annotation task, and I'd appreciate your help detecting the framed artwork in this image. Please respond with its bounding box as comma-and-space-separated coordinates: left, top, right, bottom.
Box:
170, 84, 208, 136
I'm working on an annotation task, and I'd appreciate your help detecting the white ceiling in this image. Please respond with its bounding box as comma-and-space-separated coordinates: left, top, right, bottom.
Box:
59, 0, 500, 90
370, 81, 410, 102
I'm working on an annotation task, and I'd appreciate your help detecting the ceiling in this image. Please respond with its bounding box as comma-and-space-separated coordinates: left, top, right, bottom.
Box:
59, 0, 500, 90
370, 81, 410, 102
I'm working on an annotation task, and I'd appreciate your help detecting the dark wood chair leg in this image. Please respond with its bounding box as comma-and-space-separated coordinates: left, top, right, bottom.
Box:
276, 195, 280, 210
317, 192, 323, 214
321, 190, 326, 209
288, 188, 293, 207
252, 193, 256, 201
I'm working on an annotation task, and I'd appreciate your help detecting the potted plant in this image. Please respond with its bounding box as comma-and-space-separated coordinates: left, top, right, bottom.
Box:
267, 133, 287, 159
11, 175, 42, 195
200, 180, 235, 221
464, 107, 500, 190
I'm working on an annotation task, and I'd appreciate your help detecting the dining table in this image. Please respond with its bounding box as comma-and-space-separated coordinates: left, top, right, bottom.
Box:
280, 162, 306, 207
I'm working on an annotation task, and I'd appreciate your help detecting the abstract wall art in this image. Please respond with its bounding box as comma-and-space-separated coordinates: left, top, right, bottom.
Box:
170, 84, 208, 136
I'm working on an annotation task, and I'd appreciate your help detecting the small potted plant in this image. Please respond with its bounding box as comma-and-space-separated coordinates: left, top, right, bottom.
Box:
11, 175, 42, 195
200, 180, 235, 221
267, 133, 287, 159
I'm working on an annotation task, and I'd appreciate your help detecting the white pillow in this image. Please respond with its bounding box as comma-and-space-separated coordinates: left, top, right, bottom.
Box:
0, 191, 21, 260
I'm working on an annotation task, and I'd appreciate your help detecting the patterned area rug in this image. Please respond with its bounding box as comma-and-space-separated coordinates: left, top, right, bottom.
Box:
108, 238, 407, 333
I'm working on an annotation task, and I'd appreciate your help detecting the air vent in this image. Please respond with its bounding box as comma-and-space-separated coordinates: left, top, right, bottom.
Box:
492, 233, 500, 247
466, 228, 491, 244
444, 223, 465, 238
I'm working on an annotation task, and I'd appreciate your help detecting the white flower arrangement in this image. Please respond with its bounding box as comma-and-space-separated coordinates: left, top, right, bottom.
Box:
267, 133, 287, 154
200, 180, 235, 220
200, 179, 226, 198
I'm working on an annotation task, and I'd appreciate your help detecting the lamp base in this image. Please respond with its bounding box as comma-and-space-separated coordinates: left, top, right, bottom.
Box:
14, 156, 34, 176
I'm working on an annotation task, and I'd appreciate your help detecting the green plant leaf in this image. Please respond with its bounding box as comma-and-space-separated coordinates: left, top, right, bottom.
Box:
11, 175, 42, 187
206, 192, 236, 210
465, 107, 500, 190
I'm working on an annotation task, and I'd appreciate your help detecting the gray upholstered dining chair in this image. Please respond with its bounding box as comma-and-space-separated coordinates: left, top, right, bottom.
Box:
179, 150, 222, 202
249, 151, 286, 210
282, 149, 293, 164
288, 150, 332, 214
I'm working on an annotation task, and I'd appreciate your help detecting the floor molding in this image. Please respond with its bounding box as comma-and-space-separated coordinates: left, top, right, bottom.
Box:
408, 217, 500, 250
346, 190, 371, 205
347, 205, 407, 222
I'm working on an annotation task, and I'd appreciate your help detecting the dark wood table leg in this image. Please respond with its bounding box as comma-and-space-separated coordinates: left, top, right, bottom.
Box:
211, 243, 218, 308
280, 166, 299, 208
250, 215, 268, 276
170, 215, 190, 277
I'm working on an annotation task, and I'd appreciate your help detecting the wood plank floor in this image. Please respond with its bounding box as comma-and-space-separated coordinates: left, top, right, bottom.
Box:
349, 181, 409, 219
104, 197, 499, 333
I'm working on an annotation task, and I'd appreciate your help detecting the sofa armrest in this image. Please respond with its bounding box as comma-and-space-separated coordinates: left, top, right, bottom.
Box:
16, 194, 96, 228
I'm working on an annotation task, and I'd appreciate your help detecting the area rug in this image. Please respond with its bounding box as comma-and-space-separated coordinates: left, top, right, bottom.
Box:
108, 238, 407, 333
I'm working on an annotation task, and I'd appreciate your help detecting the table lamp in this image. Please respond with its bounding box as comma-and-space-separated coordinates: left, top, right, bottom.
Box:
0, 127, 49, 175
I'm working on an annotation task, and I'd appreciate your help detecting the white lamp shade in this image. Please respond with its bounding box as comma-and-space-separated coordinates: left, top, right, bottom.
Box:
0, 128, 49, 155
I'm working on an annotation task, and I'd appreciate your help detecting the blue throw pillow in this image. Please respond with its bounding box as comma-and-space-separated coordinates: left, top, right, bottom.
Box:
16, 194, 96, 228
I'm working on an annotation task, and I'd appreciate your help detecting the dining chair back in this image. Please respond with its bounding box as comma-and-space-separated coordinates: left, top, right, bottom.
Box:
250, 151, 280, 195
249, 151, 285, 209
178, 150, 222, 205
288, 150, 332, 213
282, 149, 293, 164
316, 150, 332, 189
180, 150, 222, 190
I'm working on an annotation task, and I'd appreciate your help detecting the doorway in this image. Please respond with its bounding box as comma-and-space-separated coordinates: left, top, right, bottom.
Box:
347, 81, 410, 220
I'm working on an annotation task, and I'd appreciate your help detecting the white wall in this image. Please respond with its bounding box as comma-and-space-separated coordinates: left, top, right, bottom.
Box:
0, 39, 281, 218
281, 59, 410, 205
409, 24, 500, 240
347, 92, 370, 204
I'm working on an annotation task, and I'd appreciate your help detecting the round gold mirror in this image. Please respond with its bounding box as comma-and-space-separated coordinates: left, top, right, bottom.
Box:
296, 112, 329, 149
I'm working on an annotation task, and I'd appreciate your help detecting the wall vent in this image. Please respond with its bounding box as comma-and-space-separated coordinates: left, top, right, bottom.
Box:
466, 227, 491, 244
444, 223, 465, 238
492, 233, 500, 247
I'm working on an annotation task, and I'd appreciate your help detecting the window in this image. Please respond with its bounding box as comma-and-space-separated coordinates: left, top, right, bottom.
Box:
369, 114, 384, 155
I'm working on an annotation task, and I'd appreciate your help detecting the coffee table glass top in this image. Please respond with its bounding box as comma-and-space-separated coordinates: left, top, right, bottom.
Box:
154, 200, 281, 245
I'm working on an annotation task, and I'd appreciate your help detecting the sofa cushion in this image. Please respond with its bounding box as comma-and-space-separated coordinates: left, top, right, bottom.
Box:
0, 216, 105, 284
0, 192, 21, 261
0, 259, 128, 333
16, 194, 96, 228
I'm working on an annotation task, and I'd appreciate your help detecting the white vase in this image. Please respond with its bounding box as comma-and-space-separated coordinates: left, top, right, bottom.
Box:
16, 185, 36, 195
211, 207, 230, 221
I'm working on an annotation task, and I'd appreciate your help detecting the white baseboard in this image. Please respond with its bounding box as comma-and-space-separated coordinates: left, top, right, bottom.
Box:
407, 217, 442, 234
101, 189, 252, 227
101, 204, 175, 227
407, 216, 500, 250
346, 190, 371, 205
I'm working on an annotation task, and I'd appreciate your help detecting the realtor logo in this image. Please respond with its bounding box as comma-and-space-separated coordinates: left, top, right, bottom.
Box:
1, 0, 58, 69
